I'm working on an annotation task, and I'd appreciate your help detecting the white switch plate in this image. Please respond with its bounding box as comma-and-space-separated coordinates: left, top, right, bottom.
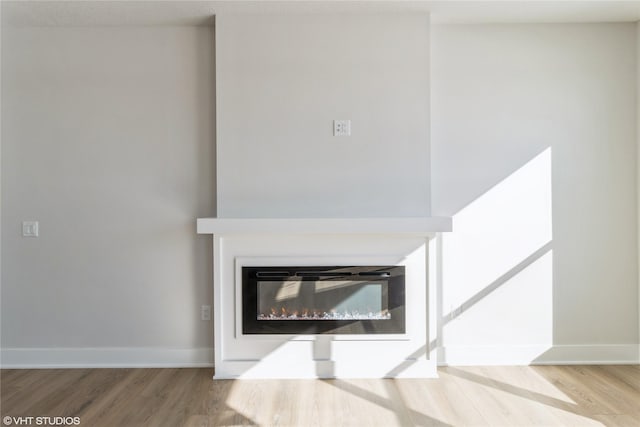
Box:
201, 305, 211, 321
333, 120, 351, 136
22, 221, 39, 237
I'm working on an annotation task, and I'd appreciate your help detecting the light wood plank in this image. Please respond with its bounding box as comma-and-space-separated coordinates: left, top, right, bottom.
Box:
2, 365, 639, 426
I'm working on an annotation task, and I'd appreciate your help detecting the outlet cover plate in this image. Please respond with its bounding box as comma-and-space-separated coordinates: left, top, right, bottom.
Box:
22, 221, 39, 237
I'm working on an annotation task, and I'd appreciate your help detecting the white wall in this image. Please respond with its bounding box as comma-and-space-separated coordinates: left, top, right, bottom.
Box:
215, 13, 431, 218
432, 23, 639, 364
1, 26, 216, 366
2, 12, 638, 369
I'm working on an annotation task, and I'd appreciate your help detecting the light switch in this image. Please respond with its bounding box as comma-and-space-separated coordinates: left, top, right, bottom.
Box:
333, 120, 351, 136
22, 221, 39, 237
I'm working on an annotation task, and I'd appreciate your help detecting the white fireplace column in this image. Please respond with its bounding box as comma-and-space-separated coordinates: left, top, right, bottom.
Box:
197, 217, 451, 379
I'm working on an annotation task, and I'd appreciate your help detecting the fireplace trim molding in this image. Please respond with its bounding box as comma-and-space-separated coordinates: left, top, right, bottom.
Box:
197, 217, 452, 235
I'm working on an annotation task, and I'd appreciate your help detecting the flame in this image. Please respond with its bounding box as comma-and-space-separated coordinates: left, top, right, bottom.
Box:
259, 307, 391, 320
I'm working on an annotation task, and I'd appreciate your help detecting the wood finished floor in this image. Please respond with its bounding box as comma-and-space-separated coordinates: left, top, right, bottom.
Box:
1, 366, 639, 426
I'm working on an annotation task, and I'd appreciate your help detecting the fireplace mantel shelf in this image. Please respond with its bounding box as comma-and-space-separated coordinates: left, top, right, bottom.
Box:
197, 217, 452, 236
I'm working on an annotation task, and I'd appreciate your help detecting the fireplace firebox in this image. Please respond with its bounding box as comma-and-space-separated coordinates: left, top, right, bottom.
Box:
242, 266, 405, 334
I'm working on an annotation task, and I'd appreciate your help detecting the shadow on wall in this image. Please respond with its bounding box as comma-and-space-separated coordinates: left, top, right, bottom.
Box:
223, 148, 555, 380
439, 148, 554, 364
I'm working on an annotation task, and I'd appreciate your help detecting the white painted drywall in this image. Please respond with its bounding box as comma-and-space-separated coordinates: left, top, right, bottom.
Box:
215, 13, 430, 218
3, 11, 638, 369
1, 26, 216, 363
432, 23, 639, 363
0, 3, 3, 354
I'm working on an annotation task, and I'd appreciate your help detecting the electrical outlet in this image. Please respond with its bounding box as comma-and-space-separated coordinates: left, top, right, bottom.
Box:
201, 305, 211, 321
333, 120, 351, 136
22, 221, 39, 237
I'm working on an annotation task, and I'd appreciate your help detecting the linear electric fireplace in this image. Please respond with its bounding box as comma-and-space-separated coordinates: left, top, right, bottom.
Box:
242, 266, 405, 334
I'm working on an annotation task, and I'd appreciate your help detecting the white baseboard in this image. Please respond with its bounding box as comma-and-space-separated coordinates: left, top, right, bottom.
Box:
2, 344, 638, 370
0, 347, 214, 369
438, 344, 640, 366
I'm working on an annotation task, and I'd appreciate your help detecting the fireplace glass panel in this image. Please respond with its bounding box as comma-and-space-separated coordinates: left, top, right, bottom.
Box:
257, 281, 388, 320
243, 266, 405, 334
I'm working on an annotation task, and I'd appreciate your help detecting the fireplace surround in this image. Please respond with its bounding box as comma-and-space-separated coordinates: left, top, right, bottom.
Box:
197, 217, 451, 379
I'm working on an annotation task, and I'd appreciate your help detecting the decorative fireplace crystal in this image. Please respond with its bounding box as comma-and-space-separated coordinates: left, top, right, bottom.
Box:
242, 266, 405, 334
